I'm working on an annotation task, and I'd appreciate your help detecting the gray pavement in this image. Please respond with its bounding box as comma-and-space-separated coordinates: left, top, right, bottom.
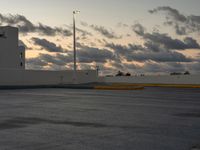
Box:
0, 87, 199, 150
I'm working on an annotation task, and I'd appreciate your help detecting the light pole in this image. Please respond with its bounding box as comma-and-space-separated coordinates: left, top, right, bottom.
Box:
73, 10, 80, 83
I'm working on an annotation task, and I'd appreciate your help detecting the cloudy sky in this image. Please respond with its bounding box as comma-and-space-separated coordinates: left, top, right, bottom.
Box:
1, 0, 200, 75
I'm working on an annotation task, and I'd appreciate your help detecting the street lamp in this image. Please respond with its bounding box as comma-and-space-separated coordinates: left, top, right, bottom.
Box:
73, 10, 80, 83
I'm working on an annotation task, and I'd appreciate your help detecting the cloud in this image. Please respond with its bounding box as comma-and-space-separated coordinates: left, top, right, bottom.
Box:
132, 23, 200, 50
149, 6, 187, 22
80, 21, 88, 27
31, 37, 66, 52
0, 14, 72, 36
144, 41, 162, 52
143, 32, 200, 50
80, 22, 121, 39
132, 23, 145, 36
76, 27, 92, 37
37, 23, 72, 36
106, 42, 144, 55
183, 37, 200, 49
26, 46, 196, 75
75, 27, 93, 41
106, 42, 193, 63
80, 22, 122, 39
117, 22, 129, 28
77, 43, 116, 63
126, 51, 193, 63
90, 24, 122, 39
26, 53, 73, 70
26, 57, 48, 70
149, 6, 200, 35
40, 53, 72, 65
26, 57, 48, 66
174, 24, 187, 35
26, 43, 116, 70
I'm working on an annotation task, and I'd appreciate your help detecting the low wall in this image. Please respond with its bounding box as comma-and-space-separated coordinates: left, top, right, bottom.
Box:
0, 70, 97, 86
100, 75, 200, 85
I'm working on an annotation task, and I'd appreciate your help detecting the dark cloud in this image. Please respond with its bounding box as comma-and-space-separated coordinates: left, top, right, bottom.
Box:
37, 23, 72, 36
66, 24, 92, 41
26, 43, 116, 70
26, 53, 73, 70
132, 23, 145, 36
144, 41, 162, 52
106, 43, 144, 55
80, 21, 121, 39
126, 51, 193, 63
143, 32, 200, 50
90, 25, 122, 39
106, 41, 193, 63
77, 44, 116, 63
76, 27, 92, 37
40, 53, 72, 65
26, 47, 196, 75
76, 27, 93, 41
149, 6, 187, 22
183, 37, 200, 49
132, 23, 200, 50
32, 37, 66, 52
149, 6, 200, 35
0, 14, 72, 36
174, 24, 186, 35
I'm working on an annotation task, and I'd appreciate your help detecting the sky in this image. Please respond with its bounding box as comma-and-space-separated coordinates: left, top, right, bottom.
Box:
0, 0, 200, 75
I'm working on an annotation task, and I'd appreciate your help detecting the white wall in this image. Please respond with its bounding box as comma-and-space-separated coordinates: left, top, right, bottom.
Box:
101, 75, 200, 85
0, 70, 97, 86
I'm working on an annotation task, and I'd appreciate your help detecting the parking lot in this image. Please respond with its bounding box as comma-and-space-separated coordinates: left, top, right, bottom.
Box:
0, 87, 199, 150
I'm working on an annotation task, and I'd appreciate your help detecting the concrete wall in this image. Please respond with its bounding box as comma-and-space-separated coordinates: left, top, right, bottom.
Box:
0, 70, 97, 86
101, 75, 200, 85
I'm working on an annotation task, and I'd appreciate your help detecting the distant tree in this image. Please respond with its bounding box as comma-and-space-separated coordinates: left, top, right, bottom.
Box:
170, 72, 182, 76
125, 72, 131, 76
184, 71, 190, 75
116, 71, 124, 76
106, 75, 114, 77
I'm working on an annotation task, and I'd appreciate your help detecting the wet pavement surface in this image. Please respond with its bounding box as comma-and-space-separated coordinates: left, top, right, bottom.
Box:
0, 87, 199, 150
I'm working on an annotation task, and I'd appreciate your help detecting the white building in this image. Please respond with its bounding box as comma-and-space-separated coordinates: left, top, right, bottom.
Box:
0, 26, 97, 86
0, 26, 25, 70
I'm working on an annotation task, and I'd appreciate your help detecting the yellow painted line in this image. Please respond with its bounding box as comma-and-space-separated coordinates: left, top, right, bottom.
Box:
111, 83, 200, 88
94, 86, 144, 90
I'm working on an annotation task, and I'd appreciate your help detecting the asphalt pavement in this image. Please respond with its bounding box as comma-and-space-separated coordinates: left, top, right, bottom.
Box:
0, 87, 199, 150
